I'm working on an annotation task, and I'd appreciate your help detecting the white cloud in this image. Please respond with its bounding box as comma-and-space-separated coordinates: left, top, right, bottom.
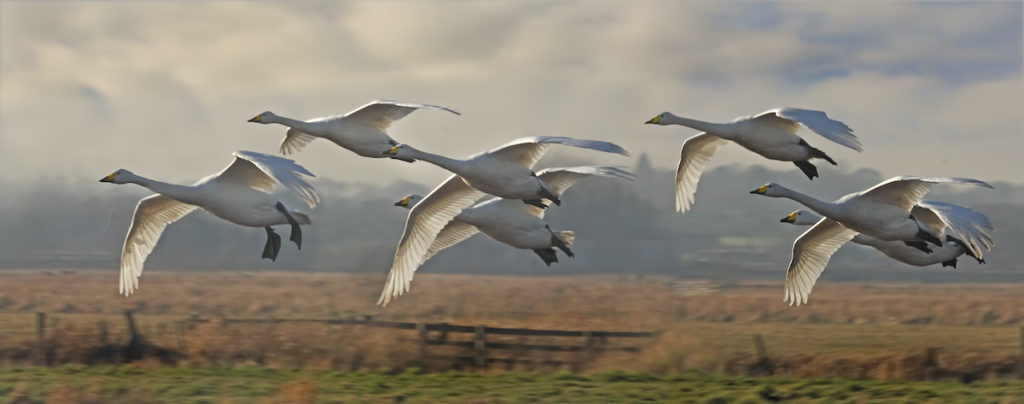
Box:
1, 0, 1020, 189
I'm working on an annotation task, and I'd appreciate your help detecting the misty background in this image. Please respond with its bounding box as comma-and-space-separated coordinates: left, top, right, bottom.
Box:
2, 154, 1021, 285
1, 1, 1021, 287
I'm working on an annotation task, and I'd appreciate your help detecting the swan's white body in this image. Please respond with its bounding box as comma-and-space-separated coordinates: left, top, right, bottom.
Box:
101, 151, 319, 296
645, 107, 862, 213
757, 177, 995, 306
781, 207, 991, 268
385, 136, 628, 201
248, 100, 460, 157
379, 165, 633, 306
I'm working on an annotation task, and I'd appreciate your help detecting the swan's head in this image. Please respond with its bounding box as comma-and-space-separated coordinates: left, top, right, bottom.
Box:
99, 169, 135, 184
247, 111, 275, 124
393, 194, 423, 209
749, 182, 784, 197
382, 144, 408, 157
780, 210, 821, 225
644, 112, 672, 125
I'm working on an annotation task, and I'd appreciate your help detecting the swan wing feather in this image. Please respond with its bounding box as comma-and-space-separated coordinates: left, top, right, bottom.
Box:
486, 136, 629, 168
378, 174, 486, 306
214, 151, 320, 208
915, 200, 995, 258
857, 176, 992, 211
675, 132, 730, 213
784, 218, 858, 306
420, 220, 480, 265
119, 195, 198, 296
344, 99, 460, 130
764, 107, 863, 152
534, 165, 635, 217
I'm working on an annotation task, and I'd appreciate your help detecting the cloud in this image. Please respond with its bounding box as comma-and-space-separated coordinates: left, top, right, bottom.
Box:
0, 1, 1020, 188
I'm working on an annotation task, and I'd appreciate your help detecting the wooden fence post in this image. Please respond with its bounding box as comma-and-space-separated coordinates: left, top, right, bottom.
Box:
752, 334, 767, 359
124, 310, 143, 361
36, 312, 46, 365
474, 325, 487, 367
98, 321, 109, 345
416, 322, 427, 359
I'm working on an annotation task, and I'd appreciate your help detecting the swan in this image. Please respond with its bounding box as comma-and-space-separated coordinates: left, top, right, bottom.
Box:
375, 136, 628, 306
247, 100, 460, 161
383, 136, 628, 208
751, 176, 992, 255
644, 107, 862, 213
780, 204, 992, 269
100, 151, 319, 295
393, 165, 634, 264
750, 177, 993, 306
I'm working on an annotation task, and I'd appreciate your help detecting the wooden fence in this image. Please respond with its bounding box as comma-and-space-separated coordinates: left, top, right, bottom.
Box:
179, 315, 659, 369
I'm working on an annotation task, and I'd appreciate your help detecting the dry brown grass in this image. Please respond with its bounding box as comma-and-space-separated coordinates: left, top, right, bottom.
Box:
2, 269, 1024, 380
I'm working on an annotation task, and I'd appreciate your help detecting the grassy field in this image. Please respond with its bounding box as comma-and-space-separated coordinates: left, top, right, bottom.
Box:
3, 366, 1024, 403
1, 270, 1024, 382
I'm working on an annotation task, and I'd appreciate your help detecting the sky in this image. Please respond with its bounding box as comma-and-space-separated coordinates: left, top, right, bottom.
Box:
1, 1, 1022, 192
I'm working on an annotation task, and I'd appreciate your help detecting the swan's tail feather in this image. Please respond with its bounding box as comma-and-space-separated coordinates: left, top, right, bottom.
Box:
557, 231, 575, 247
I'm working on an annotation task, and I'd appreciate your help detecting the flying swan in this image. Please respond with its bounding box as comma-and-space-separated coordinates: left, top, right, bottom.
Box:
644, 107, 862, 213
780, 204, 992, 269
391, 165, 634, 279
247, 100, 460, 160
750, 176, 993, 306
377, 137, 629, 306
100, 151, 319, 295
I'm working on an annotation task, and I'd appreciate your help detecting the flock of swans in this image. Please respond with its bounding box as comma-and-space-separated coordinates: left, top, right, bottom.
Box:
100, 100, 995, 306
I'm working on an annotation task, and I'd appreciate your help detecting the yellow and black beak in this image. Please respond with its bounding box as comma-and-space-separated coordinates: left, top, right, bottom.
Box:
644, 115, 660, 125
780, 212, 797, 223
99, 173, 116, 183
750, 185, 768, 194
382, 145, 400, 156
247, 114, 262, 123
394, 196, 410, 207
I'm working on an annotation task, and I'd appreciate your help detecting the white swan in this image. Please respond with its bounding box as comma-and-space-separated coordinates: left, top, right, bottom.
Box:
393, 166, 634, 266
100, 151, 319, 296
247, 100, 460, 160
750, 176, 993, 306
781, 204, 992, 269
376, 137, 629, 306
383, 136, 628, 208
644, 108, 862, 213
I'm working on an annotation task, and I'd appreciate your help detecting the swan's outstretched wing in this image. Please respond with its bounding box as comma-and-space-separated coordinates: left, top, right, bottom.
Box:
379, 174, 486, 306
485, 136, 629, 168
344, 100, 460, 131
420, 221, 480, 265
214, 151, 319, 208
857, 176, 992, 211
674, 133, 730, 213
757, 108, 862, 152
530, 165, 635, 217
119, 195, 198, 296
784, 218, 858, 306
914, 200, 994, 259
280, 129, 318, 155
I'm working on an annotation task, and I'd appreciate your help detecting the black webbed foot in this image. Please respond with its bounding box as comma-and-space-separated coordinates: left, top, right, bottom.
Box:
532, 248, 558, 266
941, 259, 957, 269
262, 226, 282, 261
275, 202, 303, 249
793, 160, 819, 180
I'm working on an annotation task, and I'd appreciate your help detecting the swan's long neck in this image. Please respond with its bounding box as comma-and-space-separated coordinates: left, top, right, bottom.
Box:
267, 114, 320, 135
402, 146, 469, 175
663, 114, 736, 137
777, 187, 840, 219
128, 175, 203, 206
